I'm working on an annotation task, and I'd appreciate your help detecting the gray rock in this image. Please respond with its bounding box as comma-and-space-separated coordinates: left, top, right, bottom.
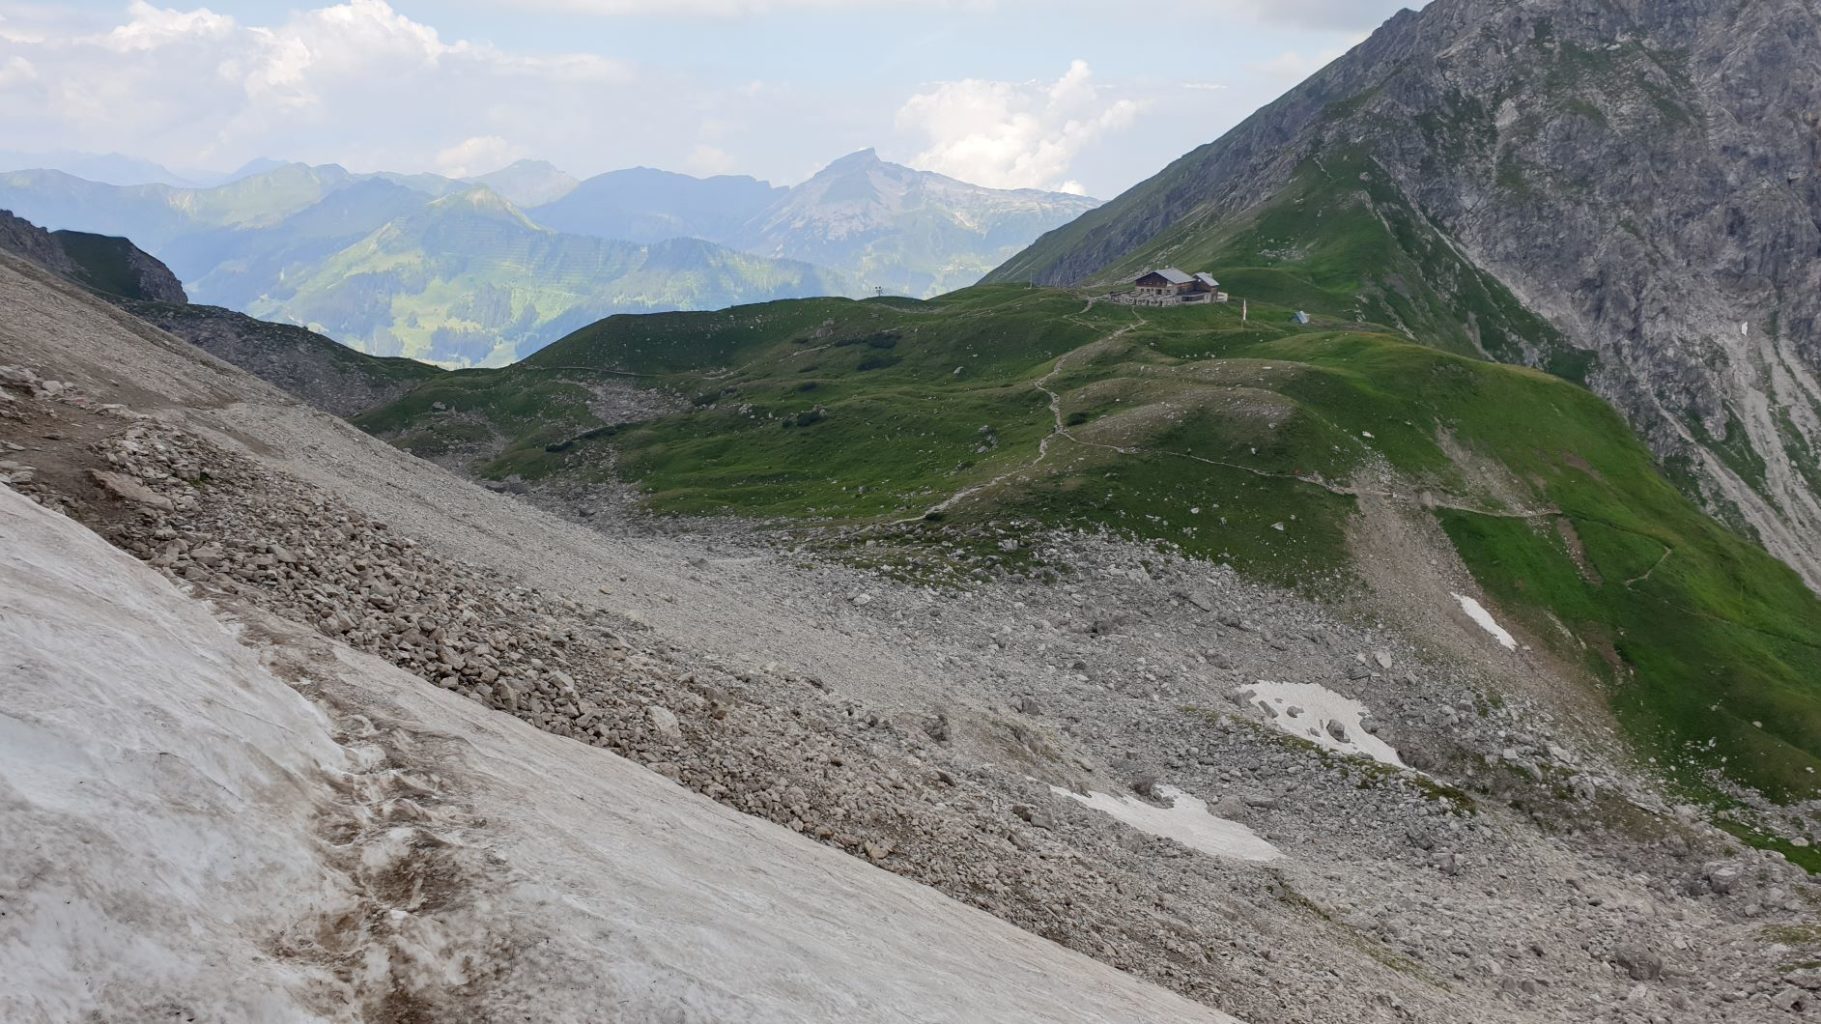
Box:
1612, 944, 1664, 981
89, 469, 174, 511
646, 705, 683, 743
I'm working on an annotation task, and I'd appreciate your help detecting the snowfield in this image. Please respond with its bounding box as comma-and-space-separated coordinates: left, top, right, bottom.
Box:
1052, 784, 1281, 862
1245, 681, 1405, 768
0, 485, 1240, 1024
1452, 593, 1519, 651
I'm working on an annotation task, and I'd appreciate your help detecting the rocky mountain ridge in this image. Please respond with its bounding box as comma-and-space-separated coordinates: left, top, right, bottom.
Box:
990, 0, 1821, 589
0, 208, 186, 304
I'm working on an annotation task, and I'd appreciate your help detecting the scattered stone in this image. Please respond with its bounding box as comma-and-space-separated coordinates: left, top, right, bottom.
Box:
1613, 944, 1664, 981
647, 704, 682, 742
88, 469, 175, 511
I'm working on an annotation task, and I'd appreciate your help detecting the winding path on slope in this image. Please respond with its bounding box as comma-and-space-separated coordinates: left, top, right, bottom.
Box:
903, 313, 1561, 524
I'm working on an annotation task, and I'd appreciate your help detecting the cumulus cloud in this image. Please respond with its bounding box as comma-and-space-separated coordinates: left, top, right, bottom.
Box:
96, 1, 234, 52
435, 136, 525, 178
895, 60, 1140, 193
0, 0, 641, 175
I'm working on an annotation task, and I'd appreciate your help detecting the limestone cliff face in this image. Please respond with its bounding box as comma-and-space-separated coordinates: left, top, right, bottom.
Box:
993, 0, 1821, 587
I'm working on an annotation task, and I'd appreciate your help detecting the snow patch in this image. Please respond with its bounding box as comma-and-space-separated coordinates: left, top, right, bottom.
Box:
1453, 592, 1518, 650
1246, 681, 1405, 768
1051, 784, 1281, 862
0, 486, 1243, 1024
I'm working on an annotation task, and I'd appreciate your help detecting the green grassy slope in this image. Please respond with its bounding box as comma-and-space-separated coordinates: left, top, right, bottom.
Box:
1014, 152, 1582, 378
359, 285, 1821, 800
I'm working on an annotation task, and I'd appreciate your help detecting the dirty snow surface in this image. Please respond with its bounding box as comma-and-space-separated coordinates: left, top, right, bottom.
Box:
0, 486, 1240, 1024
1244, 682, 1405, 768
1453, 593, 1518, 650
1052, 785, 1281, 862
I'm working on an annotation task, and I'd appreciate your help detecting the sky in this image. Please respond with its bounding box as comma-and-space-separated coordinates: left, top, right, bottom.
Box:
0, 0, 1423, 199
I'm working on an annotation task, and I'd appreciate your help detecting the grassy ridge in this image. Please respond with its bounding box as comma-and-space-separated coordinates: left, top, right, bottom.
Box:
359, 285, 1821, 799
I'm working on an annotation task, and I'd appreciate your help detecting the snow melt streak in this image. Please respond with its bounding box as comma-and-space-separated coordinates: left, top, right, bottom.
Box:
1452, 593, 1517, 650
1051, 785, 1281, 862
1247, 681, 1406, 768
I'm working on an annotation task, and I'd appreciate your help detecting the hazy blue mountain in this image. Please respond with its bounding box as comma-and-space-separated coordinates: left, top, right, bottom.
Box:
466, 160, 580, 208
734, 149, 1101, 297
0, 154, 1096, 362
215, 157, 294, 185
252, 188, 852, 366
531, 167, 785, 243
164, 179, 438, 310
0, 150, 202, 187
530, 152, 1098, 298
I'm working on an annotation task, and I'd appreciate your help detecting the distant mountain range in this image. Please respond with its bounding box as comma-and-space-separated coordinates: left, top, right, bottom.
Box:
0, 152, 1097, 366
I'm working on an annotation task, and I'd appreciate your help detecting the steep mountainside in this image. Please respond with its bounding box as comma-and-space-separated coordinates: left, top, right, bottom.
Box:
258, 189, 851, 365
127, 301, 442, 417
989, 0, 1821, 589
360, 285, 1821, 801
0, 209, 79, 279
0, 209, 186, 302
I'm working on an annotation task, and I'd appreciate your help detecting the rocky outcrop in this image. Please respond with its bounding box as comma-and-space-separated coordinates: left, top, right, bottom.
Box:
992, 0, 1821, 588
51, 228, 188, 303
0, 208, 187, 303
0, 209, 79, 279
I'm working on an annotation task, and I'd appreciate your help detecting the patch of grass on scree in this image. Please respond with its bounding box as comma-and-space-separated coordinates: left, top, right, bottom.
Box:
360, 283, 1821, 801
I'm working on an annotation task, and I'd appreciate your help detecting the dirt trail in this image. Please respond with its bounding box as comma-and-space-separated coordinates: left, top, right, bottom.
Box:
906, 307, 1559, 524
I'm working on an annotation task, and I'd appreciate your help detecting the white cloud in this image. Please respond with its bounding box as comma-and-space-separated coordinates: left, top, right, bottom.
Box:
435, 136, 524, 178
0, 55, 34, 85
0, 0, 646, 176
96, 0, 234, 53
895, 60, 1140, 192
684, 143, 737, 176
0, 0, 1425, 195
